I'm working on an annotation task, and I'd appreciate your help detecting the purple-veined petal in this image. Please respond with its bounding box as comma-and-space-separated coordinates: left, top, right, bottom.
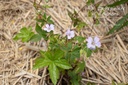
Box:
44, 24, 54, 32
94, 36, 100, 43
66, 29, 70, 35
46, 24, 49, 28
95, 42, 101, 48
87, 43, 92, 48
86, 37, 93, 43
90, 45, 96, 50
87, 43, 96, 50
66, 29, 75, 39
70, 31, 75, 38
50, 24, 54, 30
87, 36, 101, 50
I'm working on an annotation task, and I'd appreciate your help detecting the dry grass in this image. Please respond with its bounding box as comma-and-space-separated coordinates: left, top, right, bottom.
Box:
0, 0, 128, 85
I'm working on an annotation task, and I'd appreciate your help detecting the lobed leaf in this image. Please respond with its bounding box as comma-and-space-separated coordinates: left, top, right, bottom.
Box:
65, 46, 81, 63
13, 27, 34, 42
74, 36, 85, 43
53, 49, 64, 60
35, 23, 48, 40
74, 61, 85, 74
77, 22, 87, 31
30, 34, 42, 42
48, 63, 59, 85
68, 71, 81, 85
33, 57, 51, 69
84, 47, 92, 57
55, 59, 72, 69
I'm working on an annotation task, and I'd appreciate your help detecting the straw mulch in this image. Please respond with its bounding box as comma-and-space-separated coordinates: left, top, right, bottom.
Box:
0, 0, 128, 85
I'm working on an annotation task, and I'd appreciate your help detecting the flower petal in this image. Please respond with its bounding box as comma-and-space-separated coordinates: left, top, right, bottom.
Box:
66, 29, 70, 35
67, 35, 71, 39
46, 24, 49, 28
87, 43, 92, 48
50, 24, 54, 30
95, 42, 101, 48
87, 42, 96, 50
86, 37, 93, 43
44, 27, 51, 32
90, 45, 96, 50
44, 28, 48, 31
47, 29, 51, 32
94, 36, 100, 43
70, 31, 75, 38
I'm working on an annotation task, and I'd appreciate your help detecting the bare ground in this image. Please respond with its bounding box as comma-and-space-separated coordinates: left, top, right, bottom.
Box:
0, 0, 128, 85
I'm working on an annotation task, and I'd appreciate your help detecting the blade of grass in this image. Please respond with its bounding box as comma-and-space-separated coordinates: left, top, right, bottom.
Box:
108, 13, 128, 34
107, 0, 128, 7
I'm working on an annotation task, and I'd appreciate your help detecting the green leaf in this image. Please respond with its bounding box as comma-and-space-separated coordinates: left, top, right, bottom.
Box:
94, 1, 102, 10
43, 13, 47, 20
94, 18, 100, 25
75, 36, 85, 43
47, 16, 51, 21
49, 35, 60, 50
84, 47, 92, 57
112, 81, 116, 85
30, 34, 42, 42
35, 23, 47, 40
48, 63, 59, 85
88, 10, 92, 17
53, 49, 64, 60
68, 71, 81, 85
36, 18, 45, 26
13, 27, 34, 42
70, 46, 81, 61
74, 61, 85, 74
65, 46, 81, 63
40, 50, 54, 60
107, 0, 128, 7
77, 22, 87, 31
47, 19, 54, 24
122, 20, 128, 27
42, 49, 64, 61
87, 0, 95, 5
41, 21, 45, 27
42, 5, 51, 8
61, 42, 72, 52
55, 59, 72, 69
33, 57, 51, 69
35, 23, 43, 35
47, 16, 54, 24
68, 10, 82, 27
108, 13, 128, 34
111, 81, 126, 85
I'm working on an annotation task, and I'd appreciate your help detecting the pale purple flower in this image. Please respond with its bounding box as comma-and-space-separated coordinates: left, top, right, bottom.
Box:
86, 36, 101, 50
44, 24, 54, 32
66, 29, 75, 39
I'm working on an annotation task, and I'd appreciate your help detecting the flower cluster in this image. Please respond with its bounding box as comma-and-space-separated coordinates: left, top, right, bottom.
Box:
43, 24, 101, 50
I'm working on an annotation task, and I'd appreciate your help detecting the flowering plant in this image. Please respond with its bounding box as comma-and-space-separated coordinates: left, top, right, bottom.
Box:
13, 1, 101, 85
